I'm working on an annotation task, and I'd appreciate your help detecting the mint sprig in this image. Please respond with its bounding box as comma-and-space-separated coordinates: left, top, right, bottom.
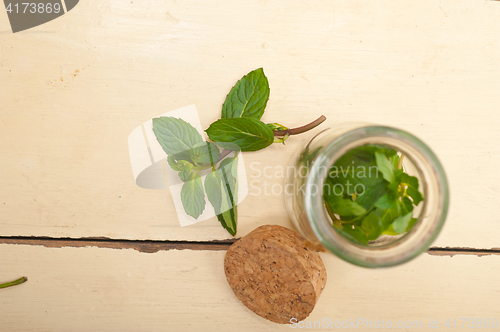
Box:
324, 144, 424, 244
153, 68, 326, 235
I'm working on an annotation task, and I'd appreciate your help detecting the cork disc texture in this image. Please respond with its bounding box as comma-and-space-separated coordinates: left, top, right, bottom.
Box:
224, 225, 327, 324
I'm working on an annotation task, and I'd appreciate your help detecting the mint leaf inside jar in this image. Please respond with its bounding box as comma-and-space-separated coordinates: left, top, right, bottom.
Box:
323, 144, 424, 245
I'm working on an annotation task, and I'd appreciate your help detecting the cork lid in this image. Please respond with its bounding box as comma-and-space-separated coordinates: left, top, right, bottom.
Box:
224, 225, 327, 324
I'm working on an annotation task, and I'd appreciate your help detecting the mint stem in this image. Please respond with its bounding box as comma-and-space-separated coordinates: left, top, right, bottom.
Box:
0, 277, 27, 289
273, 115, 326, 137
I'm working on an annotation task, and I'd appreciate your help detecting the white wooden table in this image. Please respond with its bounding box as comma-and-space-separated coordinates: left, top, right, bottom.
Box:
1, 0, 499, 330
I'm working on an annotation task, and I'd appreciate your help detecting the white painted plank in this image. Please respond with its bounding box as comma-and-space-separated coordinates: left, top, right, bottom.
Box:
1, 244, 499, 331
0, 0, 500, 247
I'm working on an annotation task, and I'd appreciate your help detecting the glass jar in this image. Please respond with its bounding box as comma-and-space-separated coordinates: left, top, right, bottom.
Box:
285, 123, 449, 268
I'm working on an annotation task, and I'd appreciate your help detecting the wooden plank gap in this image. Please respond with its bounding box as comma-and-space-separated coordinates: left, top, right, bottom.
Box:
0, 236, 236, 253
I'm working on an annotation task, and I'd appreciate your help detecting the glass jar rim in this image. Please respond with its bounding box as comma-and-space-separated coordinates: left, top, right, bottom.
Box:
305, 125, 449, 268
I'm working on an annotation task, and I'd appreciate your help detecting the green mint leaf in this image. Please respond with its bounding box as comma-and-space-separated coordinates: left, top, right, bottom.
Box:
221, 68, 270, 120
334, 224, 369, 245
219, 156, 239, 209
167, 155, 194, 182
324, 146, 388, 210
205, 157, 238, 235
361, 207, 400, 240
375, 151, 395, 183
206, 118, 274, 152
324, 194, 367, 217
153, 117, 203, 161
400, 196, 414, 214
167, 155, 182, 171
178, 163, 194, 182
324, 144, 424, 243
205, 171, 224, 214
190, 142, 221, 166
401, 173, 424, 205
374, 192, 397, 209
391, 212, 414, 234
219, 157, 238, 235
180, 172, 206, 219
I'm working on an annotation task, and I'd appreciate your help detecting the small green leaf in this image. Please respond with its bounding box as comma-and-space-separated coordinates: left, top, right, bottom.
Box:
206, 118, 274, 152
205, 171, 224, 214
334, 224, 369, 245
400, 196, 414, 214
324, 195, 367, 217
167, 155, 181, 171
180, 172, 206, 219
401, 173, 424, 205
361, 207, 400, 240
204, 157, 239, 235
273, 133, 290, 144
392, 212, 413, 234
266, 123, 288, 131
179, 164, 193, 182
153, 117, 203, 161
219, 156, 239, 208
221, 68, 270, 120
375, 151, 395, 183
374, 193, 397, 209
167, 156, 194, 182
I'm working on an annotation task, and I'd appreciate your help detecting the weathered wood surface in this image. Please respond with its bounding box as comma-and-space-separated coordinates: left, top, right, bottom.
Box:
1, 0, 499, 249
1, 244, 499, 331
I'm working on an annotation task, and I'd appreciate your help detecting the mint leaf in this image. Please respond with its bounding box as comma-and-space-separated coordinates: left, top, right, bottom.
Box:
167, 155, 182, 171
361, 207, 400, 240
221, 68, 270, 120
205, 171, 224, 214
401, 173, 424, 205
206, 118, 274, 152
178, 163, 193, 182
334, 224, 369, 245
180, 172, 206, 219
220, 157, 238, 235
392, 212, 413, 234
153, 117, 203, 161
375, 151, 395, 183
205, 157, 238, 235
324, 146, 387, 210
374, 192, 397, 209
400, 196, 414, 214
167, 155, 194, 182
324, 194, 367, 217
